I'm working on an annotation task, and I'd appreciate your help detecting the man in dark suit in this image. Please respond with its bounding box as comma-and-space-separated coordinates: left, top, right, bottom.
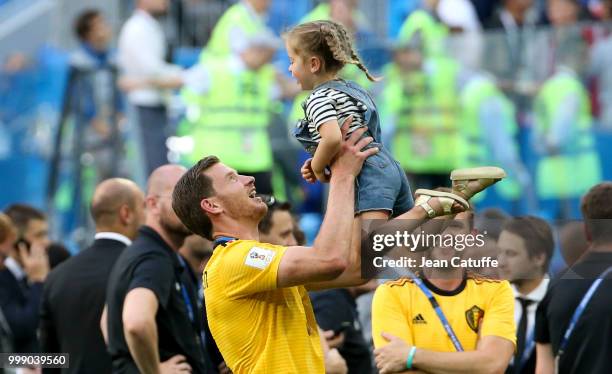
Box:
0, 213, 17, 354
0, 206, 51, 354
40, 178, 145, 374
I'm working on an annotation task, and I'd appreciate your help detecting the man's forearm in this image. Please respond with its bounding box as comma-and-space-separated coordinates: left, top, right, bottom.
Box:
412, 348, 508, 374
535, 343, 554, 374
124, 318, 161, 374
313, 174, 355, 260
100, 306, 108, 345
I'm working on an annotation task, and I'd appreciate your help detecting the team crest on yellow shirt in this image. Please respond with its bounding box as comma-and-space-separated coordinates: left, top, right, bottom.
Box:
465, 305, 484, 333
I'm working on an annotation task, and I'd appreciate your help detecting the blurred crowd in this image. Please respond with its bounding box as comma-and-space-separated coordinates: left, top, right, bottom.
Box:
1, 0, 611, 246
1, 0, 612, 373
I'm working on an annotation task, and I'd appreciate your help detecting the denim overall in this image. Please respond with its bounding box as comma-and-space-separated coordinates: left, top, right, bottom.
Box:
294, 79, 414, 216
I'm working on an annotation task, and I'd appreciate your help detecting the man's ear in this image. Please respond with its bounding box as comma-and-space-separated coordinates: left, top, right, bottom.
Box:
118, 204, 131, 226
310, 56, 322, 74
534, 252, 546, 270
145, 196, 158, 214
201, 198, 222, 215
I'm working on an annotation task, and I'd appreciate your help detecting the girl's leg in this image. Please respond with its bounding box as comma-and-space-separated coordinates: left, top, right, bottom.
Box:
349, 210, 391, 281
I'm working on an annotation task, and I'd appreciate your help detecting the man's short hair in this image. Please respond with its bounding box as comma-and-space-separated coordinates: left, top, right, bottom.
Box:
89, 179, 140, 227
0, 213, 15, 244
581, 182, 612, 243
172, 156, 220, 240
4, 204, 45, 237
502, 216, 554, 273
74, 9, 100, 41
475, 208, 511, 241
258, 196, 292, 235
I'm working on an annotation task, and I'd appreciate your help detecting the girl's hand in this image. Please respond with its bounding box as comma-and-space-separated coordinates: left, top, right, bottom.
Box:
301, 158, 317, 184
314, 167, 331, 184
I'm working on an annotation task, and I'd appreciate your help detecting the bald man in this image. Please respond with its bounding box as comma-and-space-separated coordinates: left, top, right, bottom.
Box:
39, 178, 144, 374
105, 165, 207, 374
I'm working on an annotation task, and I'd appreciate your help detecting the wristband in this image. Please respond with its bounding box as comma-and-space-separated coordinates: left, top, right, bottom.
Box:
406, 346, 417, 370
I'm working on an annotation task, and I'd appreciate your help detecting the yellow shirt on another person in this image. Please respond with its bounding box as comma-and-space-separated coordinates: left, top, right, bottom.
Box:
372, 273, 516, 352
204, 240, 324, 373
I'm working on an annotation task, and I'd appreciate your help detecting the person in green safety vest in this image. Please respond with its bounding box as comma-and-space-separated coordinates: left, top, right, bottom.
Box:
458, 71, 532, 214
300, 0, 368, 31
379, 33, 461, 191
532, 66, 602, 220
396, 0, 448, 57
178, 32, 298, 195
204, 0, 274, 63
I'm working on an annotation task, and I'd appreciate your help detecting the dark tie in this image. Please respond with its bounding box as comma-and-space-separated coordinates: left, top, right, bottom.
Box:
18, 276, 29, 293
515, 297, 533, 374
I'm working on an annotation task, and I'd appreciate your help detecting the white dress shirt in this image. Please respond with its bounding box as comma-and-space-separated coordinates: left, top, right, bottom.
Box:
94, 232, 132, 247
118, 9, 182, 107
4, 256, 25, 281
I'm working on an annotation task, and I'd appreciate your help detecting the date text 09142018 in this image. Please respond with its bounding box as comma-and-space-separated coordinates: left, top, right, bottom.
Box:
1, 353, 69, 368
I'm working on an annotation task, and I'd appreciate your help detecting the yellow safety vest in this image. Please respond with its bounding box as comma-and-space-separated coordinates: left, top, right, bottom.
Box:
179, 58, 277, 172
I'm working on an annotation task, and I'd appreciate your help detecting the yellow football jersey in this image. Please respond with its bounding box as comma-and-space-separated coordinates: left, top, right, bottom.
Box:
203, 240, 324, 373
372, 273, 516, 352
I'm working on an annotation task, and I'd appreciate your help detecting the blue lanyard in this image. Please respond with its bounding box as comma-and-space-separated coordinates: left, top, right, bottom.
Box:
411, 275, 464, 352
558, 266, 612, 356
176, 254, 195, 323
213, 236, 237, 248
176, 255, 209, 353
520, 329, 535, 368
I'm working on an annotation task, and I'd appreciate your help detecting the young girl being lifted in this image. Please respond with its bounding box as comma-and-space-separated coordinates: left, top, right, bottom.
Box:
285, 20, 505, 257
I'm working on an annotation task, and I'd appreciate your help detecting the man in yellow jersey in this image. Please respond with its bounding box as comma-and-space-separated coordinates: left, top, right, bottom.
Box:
372, 213, 516, 374
171, 120, 473, 373
170, 125, 376, 373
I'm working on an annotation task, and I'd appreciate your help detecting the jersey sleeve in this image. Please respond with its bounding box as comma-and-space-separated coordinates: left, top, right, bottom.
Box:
372, 283, 413, 348
306, 90, 338, 130
219, 242, 287, 299
479, 281, 516, 347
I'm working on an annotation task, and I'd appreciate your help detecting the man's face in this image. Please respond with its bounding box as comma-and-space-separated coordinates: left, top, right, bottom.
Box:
249, 0, 271, 14
86, 15, 112, 51
260, 210, 297, 246
205, 163, 267, 222
428, 219, 467, 263
141, 0, 169, 16
150, 169, 191, 238
497, 230, 542, 282
468, 238, 500, 278
246, 45, 276, 70
394, 48, 422, 71
547, 0, 578, 26
159, 194, 191, 237
23, 219, 50, 248
510, 0, 534, 12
